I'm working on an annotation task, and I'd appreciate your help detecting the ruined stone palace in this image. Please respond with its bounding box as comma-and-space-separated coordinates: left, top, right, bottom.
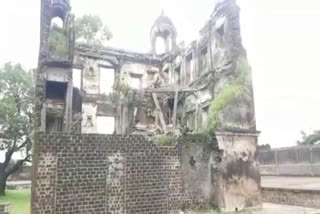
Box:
32, 0, 261, 213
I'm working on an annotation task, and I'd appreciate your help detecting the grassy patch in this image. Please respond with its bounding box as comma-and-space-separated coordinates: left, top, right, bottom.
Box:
0, 189, 31, 214
154, 134, 176, 146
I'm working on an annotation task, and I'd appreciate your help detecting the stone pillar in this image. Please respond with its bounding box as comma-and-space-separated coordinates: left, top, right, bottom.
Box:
65, 78, 73, 131
215, 131, 262, 212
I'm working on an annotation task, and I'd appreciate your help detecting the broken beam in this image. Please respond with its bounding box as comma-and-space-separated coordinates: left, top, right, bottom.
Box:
145, 88, 197, 93
152, 93, 167, 134
172, 90, 179, 130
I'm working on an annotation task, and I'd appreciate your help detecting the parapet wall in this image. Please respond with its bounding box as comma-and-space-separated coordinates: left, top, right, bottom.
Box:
31, 133, 218, 214
258, 145, 320, 176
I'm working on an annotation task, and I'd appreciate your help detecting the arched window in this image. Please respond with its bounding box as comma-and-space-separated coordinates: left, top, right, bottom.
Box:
155, 37, 166, 55
48, 16, 67, 57
51, 16, 64, 28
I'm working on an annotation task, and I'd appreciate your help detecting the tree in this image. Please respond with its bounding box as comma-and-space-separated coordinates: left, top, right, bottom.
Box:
297, 130, 320, 145
75, 14, 112, 46
0, 63, 34, 195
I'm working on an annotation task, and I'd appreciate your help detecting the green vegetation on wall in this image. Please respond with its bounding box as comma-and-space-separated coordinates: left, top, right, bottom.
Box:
109, 79, 133, 106
205, 56, 252, 134
48, 24, 68, 57
154, 134, 176, 146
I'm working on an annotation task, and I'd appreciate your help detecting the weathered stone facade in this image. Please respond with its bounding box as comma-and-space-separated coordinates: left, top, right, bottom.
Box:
32, 0, 261, 213
216, 132, 261, 211
35, 0, 256, 136
0, 204, 10, 214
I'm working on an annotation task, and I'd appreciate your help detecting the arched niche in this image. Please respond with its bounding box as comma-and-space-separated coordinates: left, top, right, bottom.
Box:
51, 16, 64, 28
48, 15, 68, 57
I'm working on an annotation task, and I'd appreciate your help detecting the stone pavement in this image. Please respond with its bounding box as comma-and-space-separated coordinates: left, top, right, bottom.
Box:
261, 203, 320, 214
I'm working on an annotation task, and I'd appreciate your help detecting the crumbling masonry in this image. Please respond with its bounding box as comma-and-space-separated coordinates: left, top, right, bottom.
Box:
32, 0, 262, 213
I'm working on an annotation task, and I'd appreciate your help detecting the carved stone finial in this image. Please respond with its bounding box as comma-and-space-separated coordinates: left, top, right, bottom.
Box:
161, 9, 165, 16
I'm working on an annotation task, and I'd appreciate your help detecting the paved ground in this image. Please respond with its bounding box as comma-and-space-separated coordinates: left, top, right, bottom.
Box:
261, 176, 320, 190
7, 180, 31, 189
261, 203, 320, 214
195, 203, 320, 214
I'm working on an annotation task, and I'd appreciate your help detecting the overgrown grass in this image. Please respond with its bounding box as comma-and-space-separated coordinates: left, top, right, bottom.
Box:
0, 189, 31, 214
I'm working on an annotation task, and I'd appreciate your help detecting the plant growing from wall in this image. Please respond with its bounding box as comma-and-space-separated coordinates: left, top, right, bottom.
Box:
109, 79, 133, 107
48, 24, 68, 57
48, 15, 112, 57
154, 134, 176, 146
144, 95, 156, 117
205, 56, 252, 134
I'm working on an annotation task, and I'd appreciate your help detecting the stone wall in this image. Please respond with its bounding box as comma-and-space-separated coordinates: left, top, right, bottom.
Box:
31, 133, 219, 214
262, 188, 320, 209
32, 132, 261, 214
0, 204, 10, 214
258, 145, 320, 176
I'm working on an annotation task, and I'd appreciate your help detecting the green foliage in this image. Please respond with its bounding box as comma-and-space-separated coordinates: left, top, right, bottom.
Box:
144, 96, 155, 116
48, 24, 68, 57
0, 189, 30, 214
205, 56, 252, 134
75, 14, 112, 46
0, 62, 34, 183
154, 134, 175, 146
297, 130, 320, 145
0, 63, 34, 143
109, 79, 133, 106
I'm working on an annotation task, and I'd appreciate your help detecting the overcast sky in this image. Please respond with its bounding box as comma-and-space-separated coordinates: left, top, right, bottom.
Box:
1, 0, 320, 148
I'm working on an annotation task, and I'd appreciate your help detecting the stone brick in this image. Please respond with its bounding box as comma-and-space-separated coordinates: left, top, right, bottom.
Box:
32, 133, 187, 214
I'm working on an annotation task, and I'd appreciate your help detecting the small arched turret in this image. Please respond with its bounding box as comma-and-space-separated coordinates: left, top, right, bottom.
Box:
150, 12, 177, 55
50, 0, 71, 20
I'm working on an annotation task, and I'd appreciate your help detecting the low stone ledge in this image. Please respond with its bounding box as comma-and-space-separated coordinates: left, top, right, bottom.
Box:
0, 203, 11, 214
262, 187, 320, 209
260, 164, 320, 176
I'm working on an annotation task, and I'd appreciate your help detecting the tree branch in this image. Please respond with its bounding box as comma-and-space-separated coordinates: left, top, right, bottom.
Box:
5, 155, 30, 178
16, 137, 31, 152
3, 148, 14, 167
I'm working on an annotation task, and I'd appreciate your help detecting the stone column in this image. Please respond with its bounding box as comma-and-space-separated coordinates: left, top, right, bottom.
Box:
215, 131, 262, 212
